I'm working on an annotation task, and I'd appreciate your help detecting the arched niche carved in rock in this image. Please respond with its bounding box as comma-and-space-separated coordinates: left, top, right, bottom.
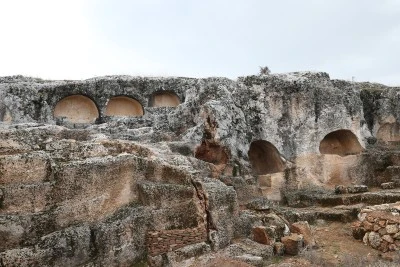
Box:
319, 129, 363, 156
248, 140, 285, 175
194, 141, 228, 165
0, 103, 12, 123
377, 123, 400, 142
105, 96, 144, 117
54, 95, 99, 123
150, 91, 180, 107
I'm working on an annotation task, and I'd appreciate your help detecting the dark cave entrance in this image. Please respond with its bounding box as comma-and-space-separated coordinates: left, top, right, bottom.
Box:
248, 140, 285, 175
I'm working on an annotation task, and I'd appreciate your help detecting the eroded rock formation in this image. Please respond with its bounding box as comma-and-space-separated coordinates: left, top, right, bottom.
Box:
0, 72, 399, 266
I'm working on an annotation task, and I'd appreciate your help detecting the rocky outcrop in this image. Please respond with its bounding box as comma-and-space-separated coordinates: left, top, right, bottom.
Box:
0, 125, 207, 266
1, 72, 400, 266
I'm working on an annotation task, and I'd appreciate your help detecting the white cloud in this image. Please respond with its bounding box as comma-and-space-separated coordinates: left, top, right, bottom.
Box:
0, 1, 91, 78
0, 0, 399, 85
0, 0, 167, 79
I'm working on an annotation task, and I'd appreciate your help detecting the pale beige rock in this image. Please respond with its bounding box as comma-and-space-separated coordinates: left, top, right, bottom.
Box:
386, 224, 398, 234
382, 235, 394, 243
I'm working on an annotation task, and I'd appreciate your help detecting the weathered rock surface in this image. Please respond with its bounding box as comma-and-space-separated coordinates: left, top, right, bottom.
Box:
1, 72, 400, 265
382, 182, 396, 190
281, 233, 304, 255
221, 239, 273, 267
252, 226, 272, 245
291, 221, 316, 248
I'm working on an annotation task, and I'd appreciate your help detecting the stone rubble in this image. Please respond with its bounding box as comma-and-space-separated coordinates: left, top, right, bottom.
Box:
352, 202, 400, 252
281, 233, 304, 256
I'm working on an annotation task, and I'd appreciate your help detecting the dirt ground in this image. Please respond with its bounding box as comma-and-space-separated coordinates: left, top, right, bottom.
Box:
185, 220, 400, 267
267, 221, 400, 267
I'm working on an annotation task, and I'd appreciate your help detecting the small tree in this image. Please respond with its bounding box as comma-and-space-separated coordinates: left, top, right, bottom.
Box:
259, 66, 271, 75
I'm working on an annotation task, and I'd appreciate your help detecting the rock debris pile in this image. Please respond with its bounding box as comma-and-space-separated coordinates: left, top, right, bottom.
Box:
352, 202, 400, 252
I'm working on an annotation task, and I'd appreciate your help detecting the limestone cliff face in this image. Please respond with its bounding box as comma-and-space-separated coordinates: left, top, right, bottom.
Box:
0, 73, 399, 266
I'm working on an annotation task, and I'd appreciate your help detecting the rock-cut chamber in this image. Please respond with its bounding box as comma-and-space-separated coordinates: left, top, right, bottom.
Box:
105, 96, 144, 117
319, 129, 363, 156
150, 91, 180, 107
0, 103, 12, 123
194, 141, 228, 165
248, 140, 285, 175
53, 95, 99, 123
377, 123, 400, 142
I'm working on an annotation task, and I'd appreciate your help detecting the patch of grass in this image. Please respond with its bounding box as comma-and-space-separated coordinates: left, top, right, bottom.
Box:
262, 255, 284, 267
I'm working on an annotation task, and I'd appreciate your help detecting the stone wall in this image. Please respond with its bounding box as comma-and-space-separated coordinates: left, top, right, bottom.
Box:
352, 203, 400, 252
147, 224, 207, 256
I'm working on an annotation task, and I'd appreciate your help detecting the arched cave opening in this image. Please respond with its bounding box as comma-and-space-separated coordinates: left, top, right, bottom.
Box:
377, 123, 400, 142
53, 95, 99, 123
150, 91, 180, 107
105, 96, 144, 117
248, 140, 285, 175
0, 103, 12, 123
194, 141, 228, 165
319, 129, 363, 156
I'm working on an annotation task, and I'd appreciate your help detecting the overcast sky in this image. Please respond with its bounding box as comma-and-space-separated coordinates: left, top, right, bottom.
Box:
0, 0, 399, 85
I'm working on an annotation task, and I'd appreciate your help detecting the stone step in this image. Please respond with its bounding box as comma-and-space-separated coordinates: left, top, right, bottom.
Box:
285, 189, 400, 208
221, 238, 274, 266
279, 204, 363, 224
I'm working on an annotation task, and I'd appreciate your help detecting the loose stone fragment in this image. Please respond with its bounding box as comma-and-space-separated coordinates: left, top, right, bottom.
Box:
291, 221, 316, 248
362, 221, 373, 231
378, 228, 387, 236
386, 224, 398, 234
381, 182, 395, 190
373, 224, 381, 231
363, 232, 369, 245
253, 226, 272, 245
273, 242, 285, 256
281, 234, 304, 256
366, 215, 375, 223
379, 241, 389, 253
382, 235, 394, 243
393, 232, 400, 240
347, 185, 368, 193
334, 185, 347, 194
378, 220, 387, 227
368, 232, 381, 249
